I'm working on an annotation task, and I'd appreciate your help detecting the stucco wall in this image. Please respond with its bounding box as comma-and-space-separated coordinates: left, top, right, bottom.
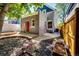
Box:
39, 11, 47, 35
21, 14, 39, 34
21, 22, 26, 32
21, 11, 55, 35
2, 23, 21, 32
29, 14, 39, 34
46, 11, 55, 32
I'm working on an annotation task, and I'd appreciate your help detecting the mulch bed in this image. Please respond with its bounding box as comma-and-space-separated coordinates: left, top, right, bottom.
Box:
0, 36, 68, 56
0, 36, 31, 56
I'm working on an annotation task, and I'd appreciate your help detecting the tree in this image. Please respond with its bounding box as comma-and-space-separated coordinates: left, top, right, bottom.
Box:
56, 3, 69, 25
0, 3, 44, 32
55, 3, 69, 37
0, 4, 9, 32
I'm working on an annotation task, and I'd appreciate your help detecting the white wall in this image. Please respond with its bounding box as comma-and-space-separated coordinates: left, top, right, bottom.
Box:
39, 11, 47, 35
46, 11, 55, 32
2, 23, 21, 32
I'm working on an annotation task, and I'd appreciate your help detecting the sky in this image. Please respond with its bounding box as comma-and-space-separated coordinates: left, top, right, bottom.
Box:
46, 3, 56, 9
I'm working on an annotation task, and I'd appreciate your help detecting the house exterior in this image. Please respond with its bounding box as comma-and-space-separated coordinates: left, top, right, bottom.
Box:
46, 11, 55, 33
21, 12, 39, 34
21, 11, 47, 35
21, 5, 56, 35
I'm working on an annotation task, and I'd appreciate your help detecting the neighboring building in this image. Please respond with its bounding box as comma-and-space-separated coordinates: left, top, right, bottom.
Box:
2, 18, 21, 32
21, 5, 56, 35
65, 3, 77, 22
4, 18, 21, 24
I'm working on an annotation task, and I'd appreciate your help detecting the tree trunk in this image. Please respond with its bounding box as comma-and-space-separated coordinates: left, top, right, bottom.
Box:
0, 20, 4, 32
0, 4, 9, 33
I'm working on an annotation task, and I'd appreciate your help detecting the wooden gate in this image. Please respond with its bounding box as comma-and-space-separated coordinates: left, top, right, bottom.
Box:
61, 8, 79, 56
62, 15, 76, 56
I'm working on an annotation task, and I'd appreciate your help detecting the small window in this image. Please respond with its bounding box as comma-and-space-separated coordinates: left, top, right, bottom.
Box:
31, 19, 35, 27
48, 22, 52, 28
32, 20, 35, 26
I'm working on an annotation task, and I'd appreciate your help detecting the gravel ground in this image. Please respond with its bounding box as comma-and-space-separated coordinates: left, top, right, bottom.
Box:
0, 36, 67, 56
0, 37, 30, 56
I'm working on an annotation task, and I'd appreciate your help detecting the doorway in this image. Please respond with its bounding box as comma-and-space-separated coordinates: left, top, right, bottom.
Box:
26, 21, 30, 32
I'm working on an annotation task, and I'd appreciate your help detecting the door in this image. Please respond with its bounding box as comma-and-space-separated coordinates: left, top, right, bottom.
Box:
26, 21, 30, 32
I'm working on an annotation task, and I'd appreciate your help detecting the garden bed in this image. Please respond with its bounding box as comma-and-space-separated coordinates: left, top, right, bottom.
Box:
0, 36, 31, 56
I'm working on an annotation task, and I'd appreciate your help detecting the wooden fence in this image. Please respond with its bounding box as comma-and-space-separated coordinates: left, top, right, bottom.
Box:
61, 8, 79, 56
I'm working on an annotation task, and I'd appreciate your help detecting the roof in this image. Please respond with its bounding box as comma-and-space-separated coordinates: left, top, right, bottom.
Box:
22, 12, 38, 19
22, 12, 38, 20
22, 3, 55, 19
37, 5, 54, 12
